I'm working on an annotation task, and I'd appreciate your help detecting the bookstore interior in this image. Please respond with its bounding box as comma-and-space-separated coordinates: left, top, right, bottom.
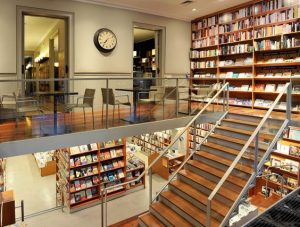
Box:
2, 0, 300, 226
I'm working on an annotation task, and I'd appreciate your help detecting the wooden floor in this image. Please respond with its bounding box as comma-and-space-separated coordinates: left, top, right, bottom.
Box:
0, 102, 299, 143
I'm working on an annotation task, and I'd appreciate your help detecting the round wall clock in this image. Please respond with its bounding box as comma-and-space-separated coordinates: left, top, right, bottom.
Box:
93, 28, 117, 53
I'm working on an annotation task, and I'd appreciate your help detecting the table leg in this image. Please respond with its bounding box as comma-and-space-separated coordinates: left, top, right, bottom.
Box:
53, 95, 58, 133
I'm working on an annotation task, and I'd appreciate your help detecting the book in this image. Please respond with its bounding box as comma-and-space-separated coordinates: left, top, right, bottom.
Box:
86, 155, 92, 164
80, 156, 87, 165
110, 149, 116, 158
255, 84, 265, 91
70, 170, 75, 180
74, 192, 81, 202
74, 180, 81, 191
81, 167, 87, 176
92, 176, 99, 185
70, 146, 80, 155
117, 169, 125, 178
112, 160, 119, 168
92, 166, 98, 174
265, 84, 276, 92
70, 183, 76, 193
290, 146, 300, 156
86, 189, 92, 199
91, 188, 98, 196
70, 194, 75, 204
80, 191, 86, 201
86, 177, 93, 187
75, 170, 82, 178
105, 141, 115, 147
79, 145, 89, 153
80, 180, 86, 189
86, 166, 93, 175
90, 143, 98, 151
74, 157, 81, 166
70, 158, 75, 167
92, 154, 98, 162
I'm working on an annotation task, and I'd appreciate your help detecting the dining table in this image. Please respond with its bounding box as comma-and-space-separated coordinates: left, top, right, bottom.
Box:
34, 91, 78, 134
115, 87, 157, 123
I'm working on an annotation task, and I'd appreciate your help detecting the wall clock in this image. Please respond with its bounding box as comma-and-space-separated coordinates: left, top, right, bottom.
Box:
93, 28, 117, 53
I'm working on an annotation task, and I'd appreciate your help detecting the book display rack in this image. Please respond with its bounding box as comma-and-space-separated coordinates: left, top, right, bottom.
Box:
56, 138, 145, 212
188, 123, 214, 150
191, 0, 300, 111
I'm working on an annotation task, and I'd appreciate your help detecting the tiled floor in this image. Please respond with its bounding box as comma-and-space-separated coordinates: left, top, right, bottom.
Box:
7, 153, 167, 227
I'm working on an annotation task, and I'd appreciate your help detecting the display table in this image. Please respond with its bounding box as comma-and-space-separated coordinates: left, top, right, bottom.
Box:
0, 190, 15, 227
33, 151, 56, 177
148, 152, 185, 180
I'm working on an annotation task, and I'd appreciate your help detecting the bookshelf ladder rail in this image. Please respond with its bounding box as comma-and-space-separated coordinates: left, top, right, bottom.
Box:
100, 82, 230, 227
207, 82, 292, 227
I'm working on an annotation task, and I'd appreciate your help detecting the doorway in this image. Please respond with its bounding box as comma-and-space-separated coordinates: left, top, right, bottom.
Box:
23, 15, 68, 106
133, 27, 162, 91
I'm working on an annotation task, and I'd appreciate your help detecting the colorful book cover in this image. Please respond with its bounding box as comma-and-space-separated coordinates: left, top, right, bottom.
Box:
70, 183, 76, 193
80, 156, 87, 165
92, 176, 99, 185
86, 166, 93, 175
92, 166, 98, 174
70, 146, 80, 155
86, 189, 92, 199
79, 145, 89, 153
81, 167, 87, 176
92, 154, 98, 162
90, 143, 98, 151
74, 180, 81, 191
74, 157, 81, 166
86, 155, 92, 164
75, 170, 82, 178
86, 177, 93, 187
70, 158, 75, 168
70, 170, 75, 180
80, 179, 86, 189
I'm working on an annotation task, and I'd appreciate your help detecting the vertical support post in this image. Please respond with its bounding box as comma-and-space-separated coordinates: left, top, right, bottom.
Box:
226, 83, 229, 111
223, 82, 226, 112
21, 200, 24, 222
193, 120, 196, 155
254, 132, 259, 176
101, 189, 104, 227
286, 83, 291, 121
105, 189, 108, 227
106, 79, 109, 129
149, 168, 153, 205
176, 78, 179, 117
206, 199, 211, 227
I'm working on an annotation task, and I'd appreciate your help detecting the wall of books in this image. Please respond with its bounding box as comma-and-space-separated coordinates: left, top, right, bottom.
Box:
191, 0, 300, 111
56, 138, 145, 212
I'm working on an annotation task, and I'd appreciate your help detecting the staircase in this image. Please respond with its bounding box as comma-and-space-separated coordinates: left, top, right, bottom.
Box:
138, 112, 284, 227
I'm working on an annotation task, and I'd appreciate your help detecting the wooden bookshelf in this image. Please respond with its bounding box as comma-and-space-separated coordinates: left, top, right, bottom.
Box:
190, 0, 300, 112
56, 138, 145, 212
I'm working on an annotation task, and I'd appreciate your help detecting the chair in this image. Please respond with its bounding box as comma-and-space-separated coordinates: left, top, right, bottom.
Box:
65, 89, 95, 126
138, 86, 165, 112
163, 86, 189, 116
101, 88, 131, 123
1, 92, 43, 126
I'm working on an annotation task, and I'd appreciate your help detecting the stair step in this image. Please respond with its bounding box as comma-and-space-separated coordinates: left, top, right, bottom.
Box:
195, 151, 253, 175
179, 169, 238, 202
139, 212, 164, 227
223, 118, 258, 127
151, 202, 192, 227
161, 190, 220, 227
170, 179, 230, 217
210, 134, 268, 151
188, 160, 247, 188
203, 142, 255, 160
217, 125, 274, 141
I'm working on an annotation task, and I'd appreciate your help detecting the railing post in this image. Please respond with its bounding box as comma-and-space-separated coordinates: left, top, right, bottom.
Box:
101, 189, 104, 227
254, 132, 259, 176
21, 200, 24, 222
286, 82, 291, 121
176, 78, 179, 117
149, 167, 153, 204
206, 199, 211, 227
106, 79, 109, 129
226, 83, 229, 111
105, 189, 108, 227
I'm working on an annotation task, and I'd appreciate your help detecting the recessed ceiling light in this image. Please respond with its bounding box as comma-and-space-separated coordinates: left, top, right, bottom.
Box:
192, 8, 197, 11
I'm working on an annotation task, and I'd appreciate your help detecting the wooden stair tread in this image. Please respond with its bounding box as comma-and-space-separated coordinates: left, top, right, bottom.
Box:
217, 125, 274, 141
188, 160, 247, 188
170, 179, 229, 217
161, 190, 220, 227
203, 142, 255, 160
196, 151, 253, 175
223, 118, 258, 127
210, 133, 268, 151
139, 212, 164, 227
151, 202, 192, 227
179, 169, 238, 201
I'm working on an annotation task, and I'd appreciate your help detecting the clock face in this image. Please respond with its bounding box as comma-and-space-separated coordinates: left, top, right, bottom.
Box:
94, 28, 117, 53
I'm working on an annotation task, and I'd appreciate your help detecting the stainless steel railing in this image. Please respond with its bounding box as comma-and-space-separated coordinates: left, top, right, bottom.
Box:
100, 82, 230, 226
206, 82, 292, 227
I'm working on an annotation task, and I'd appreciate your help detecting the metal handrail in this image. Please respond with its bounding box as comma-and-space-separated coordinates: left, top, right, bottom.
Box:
101, 82, 229, 227
152, 111, 228, 203
207, 82, 291, 226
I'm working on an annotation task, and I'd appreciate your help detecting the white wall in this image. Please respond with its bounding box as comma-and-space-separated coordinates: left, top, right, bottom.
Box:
0, 0, 191, 75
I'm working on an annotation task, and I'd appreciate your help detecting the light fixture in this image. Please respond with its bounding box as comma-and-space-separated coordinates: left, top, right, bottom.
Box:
192, 8, 197, 11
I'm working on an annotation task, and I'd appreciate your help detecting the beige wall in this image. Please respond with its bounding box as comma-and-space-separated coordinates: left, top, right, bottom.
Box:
0, 0, 191, 76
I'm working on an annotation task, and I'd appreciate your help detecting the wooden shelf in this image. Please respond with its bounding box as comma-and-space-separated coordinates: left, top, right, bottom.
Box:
70, 149, 98, 157
100, 144, 124, 151
192, 45, 218, 50
264, 165, 298, 178
70, 173, 99, 181
254, 18, 300, 29
219, 65, 253, 69
222, 77, 253, 81
190, 56, 218, 60
219, 52, 253, 56
219, 15, 252, 25
253, 6, 296, 17
70, 195, 99, 207
71, 184, 100, 194
254, 77, 291, 81
101, 165, 125, 174
272, 151, 300, 163
255, 62, 300, 67
126, 166, 145, 173
254, 46, 300, 53
70, 161, 99, 169
100, 155, 124, 162
219, 39, 253, 46
220, 27, 253, 35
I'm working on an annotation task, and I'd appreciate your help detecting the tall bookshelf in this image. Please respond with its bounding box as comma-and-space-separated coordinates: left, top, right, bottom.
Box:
191, 0, 300, 112
56, 138, 145, 212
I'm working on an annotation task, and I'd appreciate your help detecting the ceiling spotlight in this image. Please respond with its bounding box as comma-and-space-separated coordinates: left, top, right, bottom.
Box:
192, 8, 197, 11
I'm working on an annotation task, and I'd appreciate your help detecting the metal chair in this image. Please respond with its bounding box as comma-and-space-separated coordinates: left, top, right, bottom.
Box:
101, 88, 131, 123
162, 86, 189, 116
138, 86, 165, 113
65, 89, 95, 126
1, 92, 43, 127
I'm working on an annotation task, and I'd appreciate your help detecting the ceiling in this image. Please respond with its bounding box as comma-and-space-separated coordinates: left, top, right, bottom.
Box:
72, 0, 251, 21
24, 16, 60, 51
134, 28, 155, 43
